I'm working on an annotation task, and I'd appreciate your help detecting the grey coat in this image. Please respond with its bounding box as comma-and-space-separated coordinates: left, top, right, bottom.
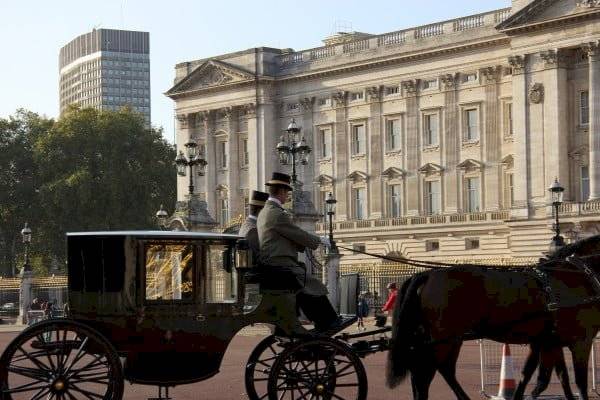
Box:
239, 216, 259, 265
257, 200, 327, 296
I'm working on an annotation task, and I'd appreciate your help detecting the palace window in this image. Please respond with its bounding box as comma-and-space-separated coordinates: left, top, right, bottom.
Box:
352, 243, 366, 254
320, 128, 332, 158
425, 240, 439, 252
244, 196, 250, 217
318, 97, 331, 106
581, 166, 590, 201
388, 184, 402, 217
580, 91, 590, 125
504, 102, 513, 136
219, 142, 228, 168
385, 86, 399, 96
241, 138, 249, 166
350, 91, 364, 101
465, 177, 480, 213
351, 124, 366, 155
352, 187, 367, 220
464, 109, 479, 141
423, 114, 439, 146
465, 238, 480, 250
386, 119, 401, 151
425, 180, 441, 215
504, 173, 514, 208
422, 79, 438, 90
219, 198, 229, 225
462, 72, 478, 83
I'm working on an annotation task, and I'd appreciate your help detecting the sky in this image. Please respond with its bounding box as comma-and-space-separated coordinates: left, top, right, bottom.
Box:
1, 0, 509, 143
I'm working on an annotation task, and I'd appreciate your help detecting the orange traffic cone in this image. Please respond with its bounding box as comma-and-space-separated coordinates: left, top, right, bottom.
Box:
497, 344, 516, 399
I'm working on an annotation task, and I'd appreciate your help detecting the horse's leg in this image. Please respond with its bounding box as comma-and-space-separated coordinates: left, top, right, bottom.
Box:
531, 346, 555, 399
514, 344, 539, 400
570, 340, 593, 400
409, 347, 437, 400
436, 341, 471, 400
553, 347, 576, 400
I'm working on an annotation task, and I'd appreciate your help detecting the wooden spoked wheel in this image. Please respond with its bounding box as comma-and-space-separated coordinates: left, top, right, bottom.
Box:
0, 319, 124, 400
267, 338, 367, 400
246, 335, 294, 400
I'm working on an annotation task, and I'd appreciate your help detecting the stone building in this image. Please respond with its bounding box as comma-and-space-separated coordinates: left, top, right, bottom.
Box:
166, 0, 600, 263
59, 29, 151, 125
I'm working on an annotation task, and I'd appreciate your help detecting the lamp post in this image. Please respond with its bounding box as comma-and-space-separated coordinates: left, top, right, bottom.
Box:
175, 140, 208, 195
325, 192, 338, 252
21, 223, 32, 273
155, 204, 168, 231
548, 178, 565, 250
276, 119, 311, 186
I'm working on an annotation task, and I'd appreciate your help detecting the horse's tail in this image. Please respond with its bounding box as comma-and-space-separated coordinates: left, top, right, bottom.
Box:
386, 272, 429, 388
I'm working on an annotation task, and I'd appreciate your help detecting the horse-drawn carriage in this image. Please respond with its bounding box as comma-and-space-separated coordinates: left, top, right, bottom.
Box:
0, 231, 392, 400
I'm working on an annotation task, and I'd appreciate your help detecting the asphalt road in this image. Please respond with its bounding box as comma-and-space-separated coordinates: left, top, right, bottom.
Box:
0, 327, 592, 399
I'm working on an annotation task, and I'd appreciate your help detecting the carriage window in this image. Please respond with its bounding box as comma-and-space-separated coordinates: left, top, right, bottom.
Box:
206, 244, 238, 303
145, 244, 193, 301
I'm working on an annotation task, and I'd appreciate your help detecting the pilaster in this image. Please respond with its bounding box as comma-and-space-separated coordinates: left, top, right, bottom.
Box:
509, 55, 530, 218
176, 113, 192, 202
333, 91, 348, 220
402, 80, 421, 216
583, 42, 600, 200
224, 107, 242, 217
367, 86, 383, 219
246, 103, 260, 190
483, 66, 502, 211
300, 97, 316, 194
441, 74, 459, 213
205, 111, 217, 217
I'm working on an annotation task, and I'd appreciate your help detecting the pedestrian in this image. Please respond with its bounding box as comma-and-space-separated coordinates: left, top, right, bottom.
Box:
381, 282, 398, 314
29, 298, 40, 310
356, 292, 370, 331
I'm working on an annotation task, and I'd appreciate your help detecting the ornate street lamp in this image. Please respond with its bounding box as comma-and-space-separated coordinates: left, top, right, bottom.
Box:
21, 223, 32, 273
325, 192, 338, 252
276, 119, 311, 185
155, 204, 168, 230
548, 178, 565, 250
175, 140, 208, 195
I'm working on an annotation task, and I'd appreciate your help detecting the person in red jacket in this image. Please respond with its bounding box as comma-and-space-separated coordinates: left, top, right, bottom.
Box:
381, 282, 398, 313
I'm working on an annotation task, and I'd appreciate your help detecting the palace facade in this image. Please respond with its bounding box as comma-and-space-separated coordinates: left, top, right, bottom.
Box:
166, 0, 600, 263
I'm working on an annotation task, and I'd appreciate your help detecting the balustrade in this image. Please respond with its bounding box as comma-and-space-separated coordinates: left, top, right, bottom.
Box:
453, 15, 484, 31
414, 23, 444, 39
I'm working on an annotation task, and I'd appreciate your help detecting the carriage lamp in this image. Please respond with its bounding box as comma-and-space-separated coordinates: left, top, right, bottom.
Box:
174, 140, 207, 195
156, 205, 168, 230
325, 192, 338, 252
21, 223, 32, 273
276, 119, 311, 185
548, 178, 565, 250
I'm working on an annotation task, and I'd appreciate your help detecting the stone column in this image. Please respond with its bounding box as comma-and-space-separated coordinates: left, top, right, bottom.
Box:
257, 83, 279, 188
300, 97, 316, 194
246, 104, 260, 189
18, 270, 33, 325
204, 111, 217, 217
325, 251, 342, 312
584, 42, 600, 200
482, 66, 502, 211
541, 50, 570, 201
441, 74, 459, 213
367, 86, 384, 219
175, 113, 191, 202
509, 55, 530, 218
333, 91, 349, 220
402, 80, 421, 216
225, 107, 242, 217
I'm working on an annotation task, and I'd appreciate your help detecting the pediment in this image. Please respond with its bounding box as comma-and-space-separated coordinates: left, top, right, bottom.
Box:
418, 163, 444, 175
457, 159, 484, 171
381, 167, 406, 179
347, 171, 368, 182
166, 60, 254, 96
314, 174, 334, 186
501, 154, 515, 168
498, 0, 600, 32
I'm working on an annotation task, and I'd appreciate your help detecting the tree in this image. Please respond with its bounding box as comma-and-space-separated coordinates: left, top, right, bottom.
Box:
34, 106, 176, 264
0, 110, 53, 276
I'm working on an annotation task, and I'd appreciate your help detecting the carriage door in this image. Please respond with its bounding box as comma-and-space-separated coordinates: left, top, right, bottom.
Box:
201, 241, 240, 328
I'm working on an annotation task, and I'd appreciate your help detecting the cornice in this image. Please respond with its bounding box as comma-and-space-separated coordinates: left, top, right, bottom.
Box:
498, 8, 600, 35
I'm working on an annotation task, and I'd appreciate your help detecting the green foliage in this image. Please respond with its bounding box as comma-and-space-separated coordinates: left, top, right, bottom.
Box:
0, 107, 176, 275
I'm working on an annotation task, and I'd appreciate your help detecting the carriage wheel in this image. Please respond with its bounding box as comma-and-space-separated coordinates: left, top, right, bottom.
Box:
245, 335, 284, 400
267, 338, 368, 400
0, 319, 124, 400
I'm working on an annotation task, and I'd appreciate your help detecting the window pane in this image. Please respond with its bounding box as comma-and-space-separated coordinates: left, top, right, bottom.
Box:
466, 109, 478, 140
581, 91, 590, 125
145, 244, 193, 301
390, 185, 401, 217
582, 166, 590, 201
388, 119, 401, 150
206, 244, 237, 303
321, 129, 331, 157
466, 177, 480, 212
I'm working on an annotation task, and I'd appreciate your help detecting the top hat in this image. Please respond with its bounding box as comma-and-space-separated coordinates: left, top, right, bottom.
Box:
249, 190, 269, 206
265, 172, 293, 190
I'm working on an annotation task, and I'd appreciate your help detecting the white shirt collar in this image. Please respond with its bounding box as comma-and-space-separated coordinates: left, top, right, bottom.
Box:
268, 196, 282, 207
248, 215, 257, 221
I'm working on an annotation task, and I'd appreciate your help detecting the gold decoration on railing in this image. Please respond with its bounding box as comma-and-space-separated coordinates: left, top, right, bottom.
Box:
219, 214, 245, 232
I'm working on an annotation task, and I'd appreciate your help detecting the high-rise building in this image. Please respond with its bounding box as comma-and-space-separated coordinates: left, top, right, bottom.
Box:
59, 29, 151, 125
166, 0, 600, 263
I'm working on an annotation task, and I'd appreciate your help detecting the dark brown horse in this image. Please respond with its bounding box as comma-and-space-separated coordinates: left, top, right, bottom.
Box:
386, 235, 600, 400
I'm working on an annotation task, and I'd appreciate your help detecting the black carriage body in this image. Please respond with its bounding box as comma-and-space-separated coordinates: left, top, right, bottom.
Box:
66, 231, 254, 386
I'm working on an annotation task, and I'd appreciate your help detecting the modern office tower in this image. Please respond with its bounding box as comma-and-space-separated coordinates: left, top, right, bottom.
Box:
59, 29, 150, 125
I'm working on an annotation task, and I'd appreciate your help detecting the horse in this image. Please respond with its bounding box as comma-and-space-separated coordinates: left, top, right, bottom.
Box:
386, 235, 600, 400
520, 344, 575, 400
